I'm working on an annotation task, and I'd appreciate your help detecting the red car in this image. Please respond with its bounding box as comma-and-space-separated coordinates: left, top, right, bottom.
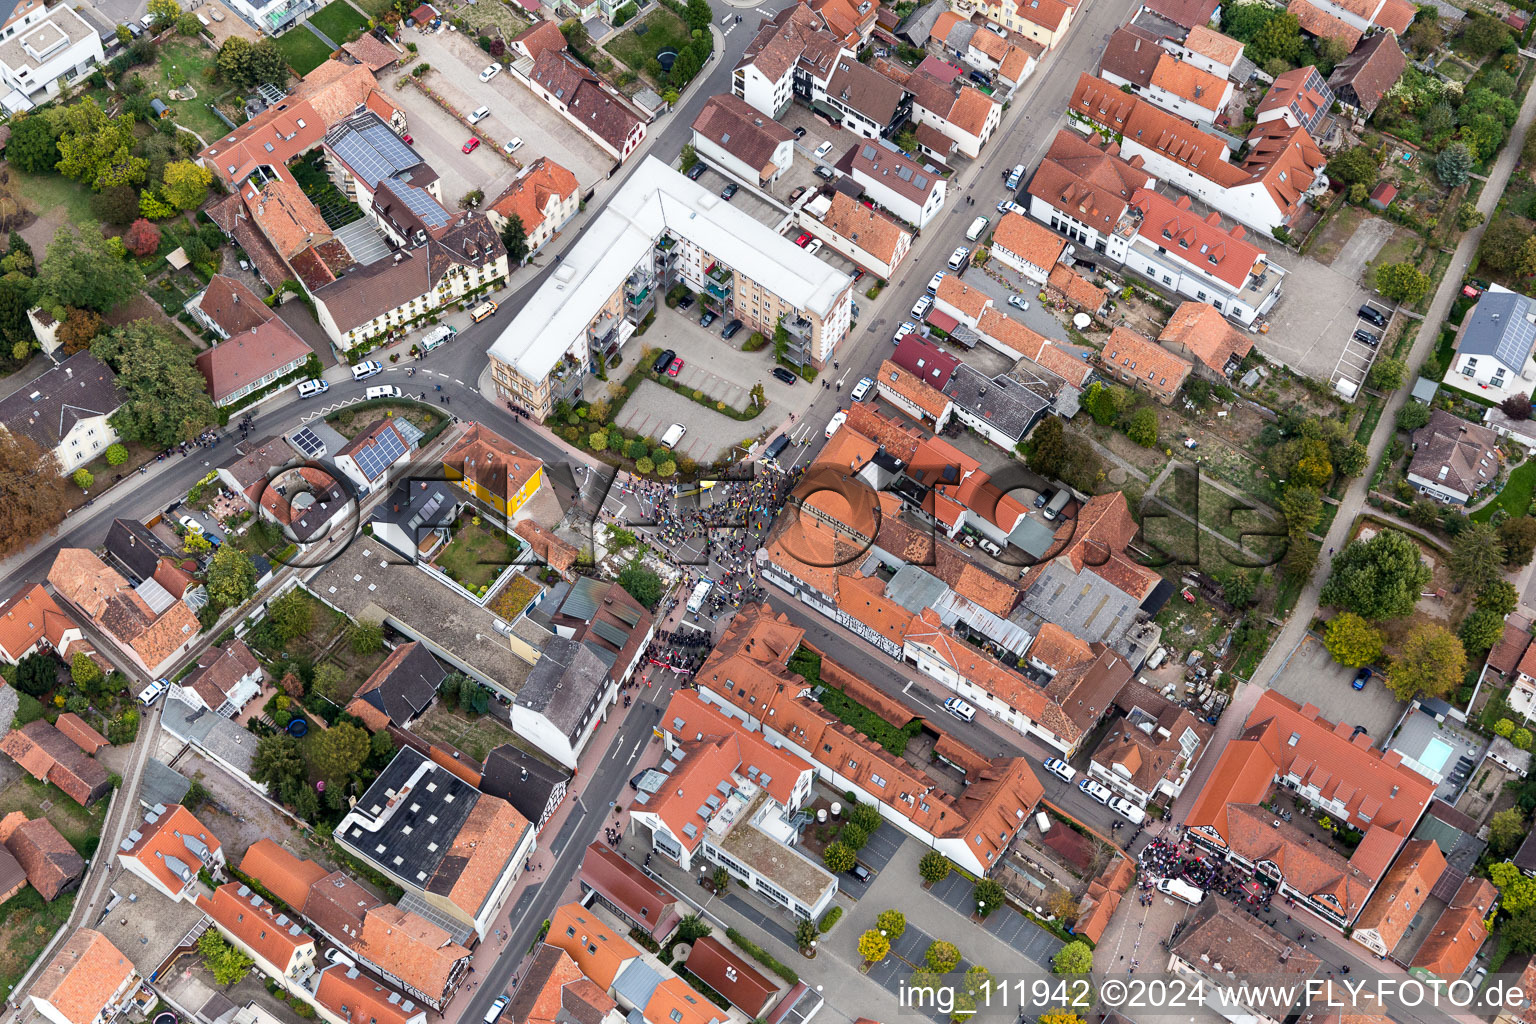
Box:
794, 232, 811, 247
462, 137, 481, 154
401, 133, 413, 144
667, 357, 684, 376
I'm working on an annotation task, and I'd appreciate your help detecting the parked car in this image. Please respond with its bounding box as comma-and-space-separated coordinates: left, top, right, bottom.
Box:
479, 62, 501, 81
178, 515, 204, 536
814, 141, 834, 159
851, 376, 874, 401
137, 678, 169, 706
795, 232, 812, 247
772, 367, 797, 385
942, 697, 976, 722
1358, 304, 1388, 327
296, 379, 328, 398
485, 997, 509, 1024
1034, 488, 1055, 508
1353, 329, 1380, 346
667, 357, 684, 377
687, 163, 706, 180
467, 105, 490, 124
893, 321, 916, 344
805, 240, 822, 256
503, 137, 523, 154
699, 311, 717, 328
652, 349, 676, 374
1043, 758, 1076, 782
462, 137, 481, 153
947, 246, 970, 270
1353, 668, 1372, 690
720, 183, 739, 200
1157, 878, 1204, 905
1108, 797, 1146, 824
721, 319, 744, 339
789, 186, 808, 203
813, 165, 835, 181
1079, 779, 1113, 804
351, 360, 383, 381
677, 293, 695, 310
848, 863, 872, 883
793, 126, 807, 138
826, 411, 847, 438
911, 294, 933, 319
927, 270, 946, 292
1008, 294, 1029, 310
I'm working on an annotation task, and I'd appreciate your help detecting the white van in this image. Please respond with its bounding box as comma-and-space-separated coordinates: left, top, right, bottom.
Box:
365, 385, 402, 400
296, 379, 329, 398
138, 679, 169, 706
1157, 878, 1205, 905
485, 996, 509, 1024
351, 360, 383, 381
687, 578, 712, 613
660, 423, 686, 449
420, 324, 456, 352
942, 696, 976, 722
1042, 489, 1071, 521
966, 215, 989, 241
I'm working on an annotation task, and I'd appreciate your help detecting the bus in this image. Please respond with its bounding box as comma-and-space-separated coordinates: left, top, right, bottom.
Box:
470, 300, 498, 323
687, 578, 713, 614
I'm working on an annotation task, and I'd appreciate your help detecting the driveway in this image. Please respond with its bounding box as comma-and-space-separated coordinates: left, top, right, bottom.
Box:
1269, 631, 1403, 742
408, 29, 614, 189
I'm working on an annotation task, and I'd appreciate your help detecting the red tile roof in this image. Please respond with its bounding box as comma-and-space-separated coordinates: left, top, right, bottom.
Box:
195, 317, 311, 404
489, 158, 579, 236
1287, 0, 1364, 48
578, 842, 680, 941
53, 714, 107, 755
1408, 876, 1496, 977
239, 838, 329, 912
0, 584, 79, 662
31, 929, 137, 1024
1158, 301, 1253, 374
547, 903, 638, 989
119, 804, 222, 899
1130, 189, 1264, 289
992, 212, 1066, 272
315, 966, 425, 1024
197, 883, 314, 973
1352, 839, 1445, 953
685, 937, 777, 1016
1103, 324, 1192, 397
0, 813, 83, 901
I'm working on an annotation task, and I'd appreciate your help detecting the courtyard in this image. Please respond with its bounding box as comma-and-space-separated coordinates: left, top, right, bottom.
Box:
1267, 631, 1404, 743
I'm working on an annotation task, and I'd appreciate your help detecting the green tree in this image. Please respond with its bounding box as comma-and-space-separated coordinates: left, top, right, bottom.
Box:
1396, 402, 1432, 431
1516, 728, 1534, 751
54, 99, 146, 190
370, 730, 394, 758
1323, 612, 1384, 667
1387, 623, 1465, 700
875, 909, 906, 940
925, 940, 960, 973
216, 36, 255, 86
251, 734, 309, 806
1479, 216, 1529, 273
1479, 579, 1519, 617
7, 114, 60, 174
850, 802, 881, 833
104, 443, 128, 466
1025, 415, 1068, 478
147, 0, 180, 26
795, 917, 818, 951
1456, 202, 1484, 230
974, 879, 1006, 918
1279, 486, 1322, 541
1490, 807, 1527, 855
1053, 941, 1093, 974
247, 39, 289, 86
160, 160, 212, 211
1126, 406, 1159, 447
679, 143, 700, 171
0, 431, 70, 558
684, 0, 712, 29
1460, 607, 1506, 653
1319, 529, 1432, 620
1435, 142, 1474, 185
500, 214, 529, 264
676, 914, 712, 943
72, 467, 93, 489
1374, 262, 1431, 304
1329, 145, 1379, 185
458, 675, 478, 712
1248, 12, 1303, 64
918, 850, 950, 884
1497, 718, 1516, 737
267, 589, 315, 642
841, 823, 868, 850
1501, 516, 1536, 567
1449, 522, 1505, 591
618, 559, 663, 609
1368, 356, 1407, 392
858, 930, 890, 963
197, 929, 254, 985
90, 320, 215, 446
311, 661, 347, 702
70, 651, 103, 690
1492, 862, 1536, 914
349, 619, 383, 654
205, 543, 257, 610
38, 225, 145, 313
308, 721, 370, 792
1223, 1, 1279, 39
823, 842, 856, 873
1505, 907, 1536, 954
14, 652, 57, 697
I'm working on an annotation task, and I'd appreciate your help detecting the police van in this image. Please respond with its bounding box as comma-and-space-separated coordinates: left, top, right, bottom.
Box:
420, 324, 457, 352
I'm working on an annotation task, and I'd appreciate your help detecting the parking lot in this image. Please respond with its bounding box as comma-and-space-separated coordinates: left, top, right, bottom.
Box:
375, 73, 520, 208
1328, 300, 1393, 396
1268, 631, 1404, 743
687, 163, 788, 231
393, 27, 614, 193
1245, 217, 1395, 388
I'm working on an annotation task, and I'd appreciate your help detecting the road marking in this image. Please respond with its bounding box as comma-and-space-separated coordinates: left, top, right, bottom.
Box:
455, 379, 465, 386
627, 736, 645, 763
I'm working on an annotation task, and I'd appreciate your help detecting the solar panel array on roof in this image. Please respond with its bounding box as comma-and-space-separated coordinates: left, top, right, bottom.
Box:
391, 179, 452, 230
1495, 296, 1536, 371
291, 427, 325, 458
353, 426, 407, 481
329, 117, 423, 189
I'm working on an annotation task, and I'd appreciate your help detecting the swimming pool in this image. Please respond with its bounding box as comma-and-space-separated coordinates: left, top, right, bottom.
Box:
1421, 736, 1456, 775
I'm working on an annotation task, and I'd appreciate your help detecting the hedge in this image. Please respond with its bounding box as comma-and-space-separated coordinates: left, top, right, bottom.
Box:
725, 927, 799, 984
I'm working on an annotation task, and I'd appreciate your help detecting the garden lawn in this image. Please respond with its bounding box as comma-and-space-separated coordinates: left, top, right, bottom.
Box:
603, 8, 691, 71
274, 26, 335, 75
148, 39, 227, 140
435, 520, 520, 592
14, 170, 102, 234
0, 776, 109, 857
411, 702, 516, 762
349, 0, 395, 16
1472, 457, 1536, 522
326, 403, 441, 438
0, 889, 75, 1001
307, 1, 369, 43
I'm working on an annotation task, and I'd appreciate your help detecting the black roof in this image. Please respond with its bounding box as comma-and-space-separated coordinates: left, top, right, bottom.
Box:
480, 744, 571, 824
0, 352, 123, 452
357, 642, 444, 726
105, 518, 176, 582
342, 747, 478, 887
940, 364, 1049, 442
